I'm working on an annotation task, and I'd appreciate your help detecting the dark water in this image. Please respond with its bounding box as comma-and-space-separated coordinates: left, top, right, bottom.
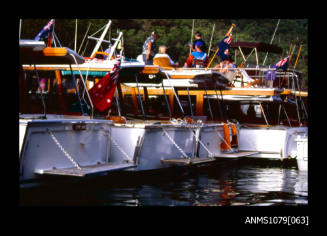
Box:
20, 160, 308, 206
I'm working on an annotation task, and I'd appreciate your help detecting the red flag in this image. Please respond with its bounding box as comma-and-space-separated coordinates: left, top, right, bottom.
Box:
89, 60, 121, 112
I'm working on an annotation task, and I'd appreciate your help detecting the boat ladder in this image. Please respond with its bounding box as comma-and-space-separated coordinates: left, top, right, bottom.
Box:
35, 162, 136, 177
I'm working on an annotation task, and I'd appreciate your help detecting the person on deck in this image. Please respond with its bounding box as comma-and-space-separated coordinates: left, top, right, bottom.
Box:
184, 41, 209, 68
189, 31, 207, 52
153, 45, 179, 67
142, 31, 159, 65
215, 54, 236, 73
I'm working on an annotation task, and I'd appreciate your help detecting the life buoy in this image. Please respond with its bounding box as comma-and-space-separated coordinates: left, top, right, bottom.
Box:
230, 123, 238, 148
220, 123, 231, 152
107, 116, 127, 124
185, 117, 195, 124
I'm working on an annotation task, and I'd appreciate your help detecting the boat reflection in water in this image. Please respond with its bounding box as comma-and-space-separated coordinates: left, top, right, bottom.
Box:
20, 161, 308, 206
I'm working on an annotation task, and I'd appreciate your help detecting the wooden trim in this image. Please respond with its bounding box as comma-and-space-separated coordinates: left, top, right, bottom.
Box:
54, 70, 66, 112
292, 91, 308, 97
178, 88, 280, 96
141, 66, 160, 74
121, 87, 278, 97
47, 78, 51, 92
131, 87, 139, 115
22, 65, 112, 72
281, 89, 308, 97
195, 93, 204, 116
169, 93, 174, 114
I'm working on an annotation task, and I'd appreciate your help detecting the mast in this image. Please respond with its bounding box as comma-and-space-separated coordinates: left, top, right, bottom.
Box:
90, 20, 112, 58
108, 31, 123, 60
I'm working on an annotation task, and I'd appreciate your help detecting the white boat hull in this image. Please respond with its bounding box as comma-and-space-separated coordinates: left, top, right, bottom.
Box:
110, 123, 198, 172
109, 122, 243, 172
238, 125, 308, 160
295, 135, 308, 171
19, 118, 116, 182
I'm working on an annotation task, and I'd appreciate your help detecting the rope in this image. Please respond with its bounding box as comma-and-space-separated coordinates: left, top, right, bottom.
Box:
53, 32, 62, 47
291, 75, 302, 125
259, 102, 269, 126
78, 23, 91, 54
109, 135, 132, 162
164, 72, 185, 116
282, 103, 292, 127
48, 129, 82, 170
69, 53, 94, 118
162, 127, 190, 159
90, 23, 107, 37
189, 128, 214, 158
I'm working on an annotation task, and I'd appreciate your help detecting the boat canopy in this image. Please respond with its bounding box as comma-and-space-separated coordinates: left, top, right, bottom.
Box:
19, 39, 85, 65
230, 42, 283, 54
117, 66, 167, 84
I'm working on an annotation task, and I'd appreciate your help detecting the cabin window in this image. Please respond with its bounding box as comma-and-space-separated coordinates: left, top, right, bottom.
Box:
20, 71, 56, 114
20, 70, 89, 115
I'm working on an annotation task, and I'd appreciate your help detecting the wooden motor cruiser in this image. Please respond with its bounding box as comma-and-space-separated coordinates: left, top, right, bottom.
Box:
151, 41, 308, 165
19, 40, 136, 188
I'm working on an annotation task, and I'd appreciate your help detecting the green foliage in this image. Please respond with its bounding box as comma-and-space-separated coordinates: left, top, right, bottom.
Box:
20, 18, 308, 87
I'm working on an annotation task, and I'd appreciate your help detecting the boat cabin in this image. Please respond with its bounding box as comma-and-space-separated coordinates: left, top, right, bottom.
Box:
19, 40, 92, 117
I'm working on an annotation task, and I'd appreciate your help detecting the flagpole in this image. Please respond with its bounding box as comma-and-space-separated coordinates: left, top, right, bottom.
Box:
207, 23, 215, 57
74, 19, 78, 52
189, 19, 195, 54
207, 24, 235, 68
262, 19, 280, 66
288, 42, 293, 56
293, 44, 303, 70
19, 19, 22, 40
48, 19, 55, 47
287, 42, 296, 68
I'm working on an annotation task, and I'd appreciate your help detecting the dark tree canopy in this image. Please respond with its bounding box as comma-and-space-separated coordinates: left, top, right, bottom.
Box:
20, 19, 308, 87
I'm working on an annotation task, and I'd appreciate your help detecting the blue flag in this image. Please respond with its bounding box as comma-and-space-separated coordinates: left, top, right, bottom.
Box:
217, 31, 232, 61
34, 19, 55, 41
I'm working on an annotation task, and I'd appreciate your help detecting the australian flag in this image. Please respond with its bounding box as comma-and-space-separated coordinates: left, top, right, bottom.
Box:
34, 19, 55, 41
88, 59, 121, 112
217, 31, 232, 61
266, 56, 290, 80
274, 56, 290, 71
